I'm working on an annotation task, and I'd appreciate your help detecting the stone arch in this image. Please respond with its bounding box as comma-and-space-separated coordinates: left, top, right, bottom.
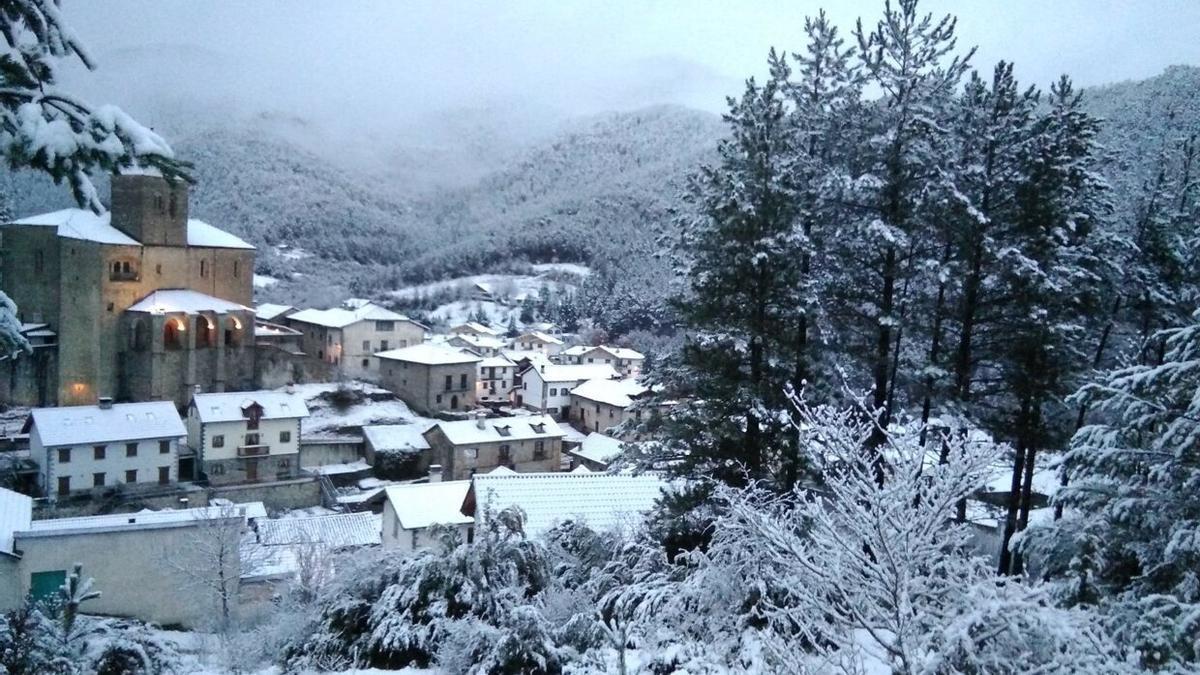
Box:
223, 315, 243, 347
197, 315, 217, 348
129, 318, 151, 351
164, 318, 184, 349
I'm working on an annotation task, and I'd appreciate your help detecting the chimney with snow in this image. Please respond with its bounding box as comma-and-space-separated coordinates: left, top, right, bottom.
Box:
98, 396, 113, 410
428, 464, 443, 483
475, 410, 487, 429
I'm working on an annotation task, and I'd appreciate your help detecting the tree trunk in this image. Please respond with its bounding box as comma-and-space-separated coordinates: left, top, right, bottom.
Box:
998, 395, 1031, 576
867, 245, 897, 485
1012, 401, 1043, 576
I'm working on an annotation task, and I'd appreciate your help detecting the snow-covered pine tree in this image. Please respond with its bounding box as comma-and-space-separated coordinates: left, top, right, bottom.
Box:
994, 76, 1108, 575
846, 0, 973, 473
0, 0, 190, 210
1027, 310, 1200, 669
658, 62, 808, 487
58, 562, 100, 641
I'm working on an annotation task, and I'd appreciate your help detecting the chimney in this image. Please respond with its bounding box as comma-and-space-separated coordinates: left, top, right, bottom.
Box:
98, 396, 113, 410
285, 383, 295, 395
193, 384, 202, 395
428, 464, 443, 483
475, 410, 487, 429
539, 364, 545, 373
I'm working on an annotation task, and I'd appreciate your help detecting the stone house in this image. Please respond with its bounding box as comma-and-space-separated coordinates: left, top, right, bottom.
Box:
569, 378, 652, 435
286, 302, 426, 381
377, 343, 482, 415
381, 480, 473, 553
519, 363, 617, 419
26, 398, 187, 500
187, 390, 308, 485
558, 345, 646, 377
477, 354, 516, 405
511, 331, 564, 355
0, 173, 255, 407
0, 493, 264, 629
425, 413, 564, 480
568, 432, 625, 471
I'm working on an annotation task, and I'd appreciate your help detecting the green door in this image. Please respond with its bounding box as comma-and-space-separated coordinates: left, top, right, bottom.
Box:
29, 570, 65, 602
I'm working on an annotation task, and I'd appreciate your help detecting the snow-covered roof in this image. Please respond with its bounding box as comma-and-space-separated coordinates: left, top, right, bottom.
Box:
255, 303, 294, 321
187, 219, 254, 249
377, 343, 481, 366
255, 321, 301, 338
384, 480, 473, 529
560, 345, 590, 357
451, 322, 500, 337
590, 345, 645, 361
469, 469, 667, 538
514, 331, 563, 345
532, 364, 619, 383
31, 401, 185, 447
363, 423, 433, 453
256, 512, 380, 548
126, 289, 251, 314
570, 433, 625, 466
503, 350, 552, 367
8, 209, 254, 249
0, 487, 32, 556
16, 502, 266, 538
190, 390, 308, 423
570, 378, 650, 408
287, 302, 411, 329
479, 355, 515, 368
433, 414, 564, 447
450, 334, 506, 350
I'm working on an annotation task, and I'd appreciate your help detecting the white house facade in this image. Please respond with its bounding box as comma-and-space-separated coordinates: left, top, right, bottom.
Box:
187, 390, 308, 485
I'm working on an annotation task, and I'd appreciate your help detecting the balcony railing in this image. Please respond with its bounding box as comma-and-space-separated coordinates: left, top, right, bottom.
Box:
237, 444, 270, 457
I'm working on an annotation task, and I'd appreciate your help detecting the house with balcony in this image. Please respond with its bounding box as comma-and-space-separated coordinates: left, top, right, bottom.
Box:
425, 413, 564, 480
187, 390, 309, 485
377, 343, 482, 415
25, 398, 187, 500
510, 330, 564, 356
477, 354, 516, 405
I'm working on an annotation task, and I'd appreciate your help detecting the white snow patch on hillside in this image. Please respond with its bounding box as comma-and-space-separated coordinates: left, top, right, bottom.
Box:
531, 262, 592, 276
253, 273, 279, 288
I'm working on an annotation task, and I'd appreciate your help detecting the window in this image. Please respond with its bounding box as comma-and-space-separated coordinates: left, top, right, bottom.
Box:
362, 358, 369, 368
159, 440, 170, 454
57, 476, 70, 494
125, 469, 137, 483
158, 466, 170, 484
93, 472, 105, 488
200, 259, 207, 277
279, 430, 291, 443
233, 261, 239, 277
450, 394, 459, 410
460, 373, 468, 389
155, 194, 165, 212
156, 263, 162, 275
392, 518, 399, 538
362, 340, 371, 351
549, 388, 558, 396
126, 442, 138, 457
534, 440, 546, 460
380, 340, 388, 351
210, 463, 225, 475
93, 445, 105, 460
498, 444, 511, 463
278, 458, 289, 468
444, 375, 453, 391
436, 394, 442, 404
376, 320, 394, 332
212, 434, 225, 448
609, 409, 615, 419
33, 249, 45, 275
169, 193, 177, 217
106, 301, 114, 312
57, 448, 70, 463
245, 432, 260, 446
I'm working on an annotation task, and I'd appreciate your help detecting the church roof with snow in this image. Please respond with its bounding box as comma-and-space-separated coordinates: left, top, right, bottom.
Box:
9, 209, 254, 249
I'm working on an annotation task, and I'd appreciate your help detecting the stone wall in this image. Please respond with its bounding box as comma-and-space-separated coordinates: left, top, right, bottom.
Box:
207, 477, 321, 512
255, 344, 335, 389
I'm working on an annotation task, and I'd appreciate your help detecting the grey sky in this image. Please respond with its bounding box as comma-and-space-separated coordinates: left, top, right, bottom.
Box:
63, 1, 1200, 128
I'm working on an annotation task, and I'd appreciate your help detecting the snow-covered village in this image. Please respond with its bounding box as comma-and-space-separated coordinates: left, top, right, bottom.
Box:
0, 1, 1198, 674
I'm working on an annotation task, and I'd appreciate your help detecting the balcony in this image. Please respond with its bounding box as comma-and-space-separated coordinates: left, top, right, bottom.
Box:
237, 444, 270, 457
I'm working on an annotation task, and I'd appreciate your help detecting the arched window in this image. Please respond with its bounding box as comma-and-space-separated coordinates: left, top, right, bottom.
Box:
168, 193, 177, 217
200, 260, 207, 278
164, 319, 184, 350
223, 316, 242, 347
198, 317, 216, 348
155, 194, 165, 213
112, 261, 121, 276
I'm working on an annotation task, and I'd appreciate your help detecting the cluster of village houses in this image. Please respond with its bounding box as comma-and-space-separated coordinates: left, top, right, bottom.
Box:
0, 174, 670, 628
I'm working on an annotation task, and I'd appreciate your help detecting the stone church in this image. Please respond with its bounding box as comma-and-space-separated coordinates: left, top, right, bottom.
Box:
0, 173, 257, 408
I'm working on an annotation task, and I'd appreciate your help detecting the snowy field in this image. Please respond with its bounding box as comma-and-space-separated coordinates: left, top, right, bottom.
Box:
388, 265, 589, 326
282, 381, 431, 436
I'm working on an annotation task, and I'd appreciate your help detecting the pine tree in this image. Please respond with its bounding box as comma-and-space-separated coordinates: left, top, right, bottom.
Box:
1028, 311, 1200, 669
658, 63, 807, 487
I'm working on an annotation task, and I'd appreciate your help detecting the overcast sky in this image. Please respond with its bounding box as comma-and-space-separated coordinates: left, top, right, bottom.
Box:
63, 1, 1200, 128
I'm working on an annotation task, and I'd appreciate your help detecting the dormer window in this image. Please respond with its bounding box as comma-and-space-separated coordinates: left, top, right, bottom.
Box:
495, 425, 512, 437
530, 423, 545, 434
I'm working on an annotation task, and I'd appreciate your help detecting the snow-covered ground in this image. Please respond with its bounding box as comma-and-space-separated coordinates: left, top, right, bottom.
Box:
253, 273, 280, 289
388, 266, 589, 327
281, 381, 433, 436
